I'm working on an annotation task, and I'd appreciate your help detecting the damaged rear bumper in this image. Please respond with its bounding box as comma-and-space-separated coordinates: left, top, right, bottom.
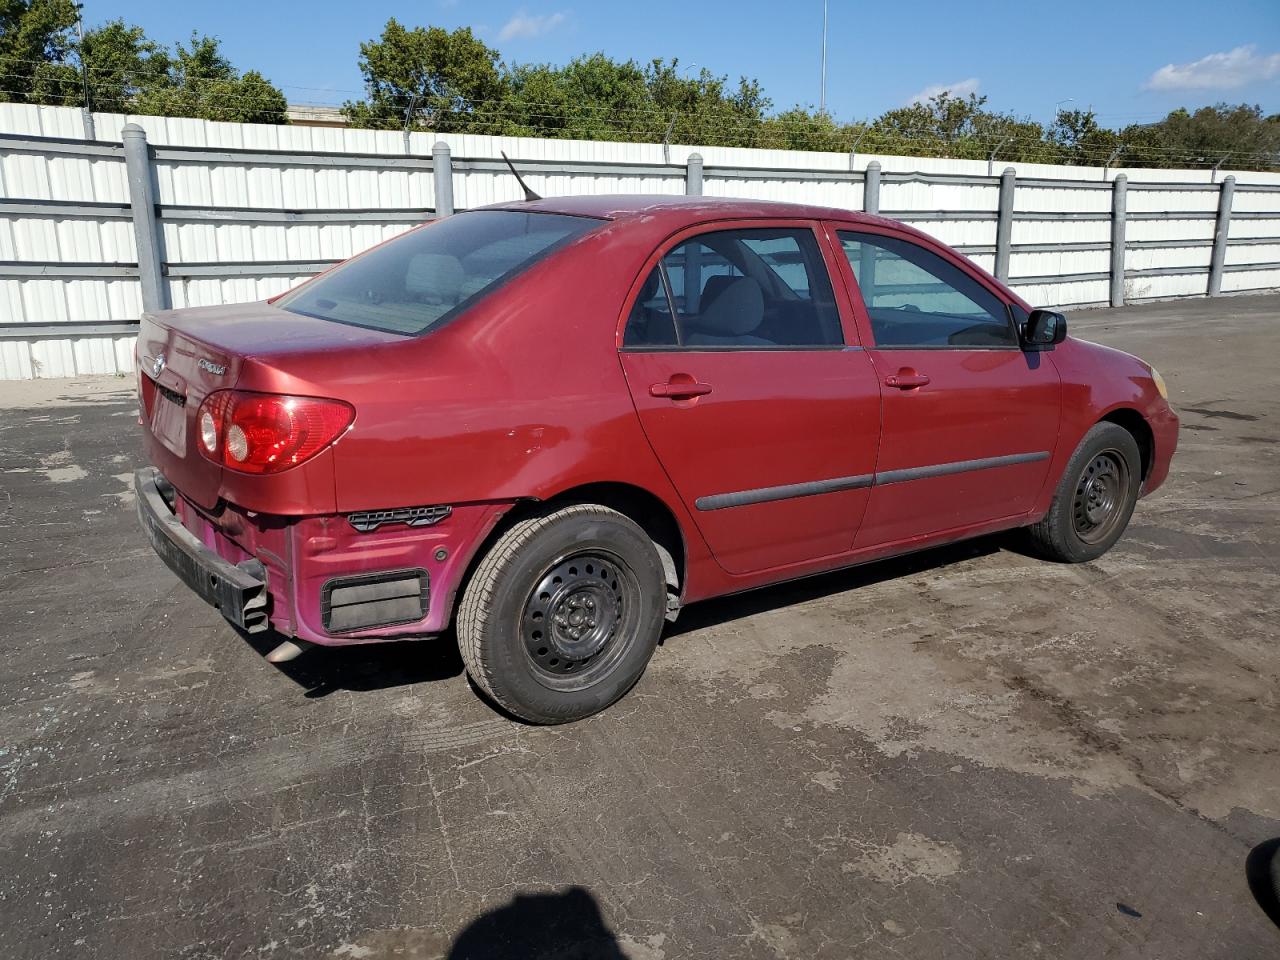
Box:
134, 467, 270, 633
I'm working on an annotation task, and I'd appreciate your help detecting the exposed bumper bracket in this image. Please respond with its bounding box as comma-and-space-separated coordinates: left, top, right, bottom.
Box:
134, 467, 271, 633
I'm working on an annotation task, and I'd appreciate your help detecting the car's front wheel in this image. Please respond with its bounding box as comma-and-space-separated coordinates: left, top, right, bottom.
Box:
1027, 421, 1142, 563
456, 504, 666, 723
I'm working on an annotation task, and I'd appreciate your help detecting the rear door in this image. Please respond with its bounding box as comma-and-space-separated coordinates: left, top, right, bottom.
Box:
618, 220, 881, 575
826, 224, 1061, 548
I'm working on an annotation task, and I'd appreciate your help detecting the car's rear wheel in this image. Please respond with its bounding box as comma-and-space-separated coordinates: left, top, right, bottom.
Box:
456, 504, 666, 723
1027, 422, 1142, 563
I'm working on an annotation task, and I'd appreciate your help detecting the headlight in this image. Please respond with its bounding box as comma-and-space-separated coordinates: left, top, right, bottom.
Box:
1150, 367, 1168, 400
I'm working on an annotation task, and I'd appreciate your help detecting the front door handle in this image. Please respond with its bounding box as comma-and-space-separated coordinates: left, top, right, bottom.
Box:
650, 380, 713, 399
884, 370, 931, 390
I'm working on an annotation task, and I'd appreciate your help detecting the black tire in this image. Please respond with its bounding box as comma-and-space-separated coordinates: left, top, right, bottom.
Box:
1027, 422, 1142, 563
456, 504, 666, 724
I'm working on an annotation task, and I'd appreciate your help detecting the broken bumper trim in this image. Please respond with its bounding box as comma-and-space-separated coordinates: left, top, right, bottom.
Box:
134, 467, 270, 633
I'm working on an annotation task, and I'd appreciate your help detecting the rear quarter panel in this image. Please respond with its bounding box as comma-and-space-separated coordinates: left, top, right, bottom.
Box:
256, 219, 718, 595
313, 224, 676, 510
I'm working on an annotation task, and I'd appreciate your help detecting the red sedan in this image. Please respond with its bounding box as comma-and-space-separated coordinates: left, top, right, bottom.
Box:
134, 195, 1178, 723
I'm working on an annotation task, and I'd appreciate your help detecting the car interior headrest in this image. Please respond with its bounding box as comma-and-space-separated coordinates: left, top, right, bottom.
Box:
700, 274, 736, 310
696, 277, 764, 336
406, 253, 465, 304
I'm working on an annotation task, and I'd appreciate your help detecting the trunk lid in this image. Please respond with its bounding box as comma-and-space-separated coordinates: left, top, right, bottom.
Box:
137, 301, 400, 509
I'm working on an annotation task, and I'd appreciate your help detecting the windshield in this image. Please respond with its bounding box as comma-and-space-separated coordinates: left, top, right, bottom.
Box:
278, 210, 602, 335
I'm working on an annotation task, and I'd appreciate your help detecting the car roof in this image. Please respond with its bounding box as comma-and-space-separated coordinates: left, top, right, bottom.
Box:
479, 193, 895, 229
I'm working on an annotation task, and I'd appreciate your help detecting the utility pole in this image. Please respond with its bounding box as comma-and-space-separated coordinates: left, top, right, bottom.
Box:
819, 0, 829, 113
75, 4, 95, 139
402, 92, 418, 156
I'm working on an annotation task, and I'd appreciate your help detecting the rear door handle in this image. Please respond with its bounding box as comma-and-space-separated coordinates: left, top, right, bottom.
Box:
650, 380, 713, 399
884, 372, 930, 389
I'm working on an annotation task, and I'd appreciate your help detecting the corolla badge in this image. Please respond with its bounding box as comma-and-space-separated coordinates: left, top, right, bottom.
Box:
151, 353, 166, 377
197, 358, 227, 376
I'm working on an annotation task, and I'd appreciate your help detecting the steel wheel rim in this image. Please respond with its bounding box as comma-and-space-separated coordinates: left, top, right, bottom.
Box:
521, 550, 641, 691
1072, 449, 1130, 544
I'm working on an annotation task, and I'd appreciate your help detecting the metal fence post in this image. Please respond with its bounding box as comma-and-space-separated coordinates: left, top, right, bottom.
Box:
995, 166, 1016, 283
1208, 175, 1235, 297
863, 160, 880, 214
432, 141, 454, 217
121, 123, 168, 313
685, 153, 703, 196
1109, 174, 1128, 308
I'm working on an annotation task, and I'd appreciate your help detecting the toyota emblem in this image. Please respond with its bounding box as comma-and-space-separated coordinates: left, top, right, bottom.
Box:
151, 353, 166, 377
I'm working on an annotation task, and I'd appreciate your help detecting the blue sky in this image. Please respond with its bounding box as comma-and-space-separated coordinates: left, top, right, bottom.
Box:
88, 0, 1280, 123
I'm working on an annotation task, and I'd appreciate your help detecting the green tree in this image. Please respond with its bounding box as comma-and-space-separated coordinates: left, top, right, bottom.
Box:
865, 91, 1056, 163
640, 59, 769, 147
500, 54, 654, 140
0, 7, 286, 123
1049, 108, 1121, 166
0, 0, 78, 103
1121, 104, 1280, 169
758, 107, 848, 152
344, 20, 507, 130
133, 33, 287, 124
337, 20, 1280, 170
494, 56, 768, 145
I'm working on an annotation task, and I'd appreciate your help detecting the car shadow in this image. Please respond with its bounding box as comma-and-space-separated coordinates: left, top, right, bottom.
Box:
1246, 837, 1280, 930
663, 533, 1006, 640
447, 886, 626, 959
236, 532, 1011, 699
235, 624, 464, 699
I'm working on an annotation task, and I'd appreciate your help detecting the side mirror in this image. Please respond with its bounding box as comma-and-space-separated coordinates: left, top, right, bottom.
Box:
1024, 309, 1067, 350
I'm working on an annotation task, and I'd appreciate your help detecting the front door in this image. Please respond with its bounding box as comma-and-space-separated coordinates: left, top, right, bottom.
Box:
618, 222, 881, 575
828, 225, 1062, 548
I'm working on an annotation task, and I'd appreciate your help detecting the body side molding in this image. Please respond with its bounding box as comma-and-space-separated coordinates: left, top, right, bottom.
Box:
695, 451, 1052, 511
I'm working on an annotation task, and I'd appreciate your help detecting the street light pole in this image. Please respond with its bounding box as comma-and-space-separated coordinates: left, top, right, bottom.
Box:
820, 0, 828, 113
1053, 97, 1075, 123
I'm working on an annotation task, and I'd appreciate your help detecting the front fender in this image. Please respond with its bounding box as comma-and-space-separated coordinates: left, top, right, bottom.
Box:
1031, 338, 1178, 515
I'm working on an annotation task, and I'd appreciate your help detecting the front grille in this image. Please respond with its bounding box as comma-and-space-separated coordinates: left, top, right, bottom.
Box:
322, 569, 429, 633
347, 504, 451, 533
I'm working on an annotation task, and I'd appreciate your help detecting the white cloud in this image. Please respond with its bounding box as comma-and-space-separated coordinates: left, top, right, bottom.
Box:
1145, 45, 1280, 91
906, 77, 980, 105
498, 11, 568, 42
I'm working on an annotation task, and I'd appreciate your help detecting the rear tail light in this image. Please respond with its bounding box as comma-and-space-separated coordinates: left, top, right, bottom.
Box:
196, 390, 354, 475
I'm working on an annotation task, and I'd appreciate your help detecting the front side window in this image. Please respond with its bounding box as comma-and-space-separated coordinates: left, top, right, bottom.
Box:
279, 211, 601, 335
623, 227, 843, 349
838, 231, 1016, 348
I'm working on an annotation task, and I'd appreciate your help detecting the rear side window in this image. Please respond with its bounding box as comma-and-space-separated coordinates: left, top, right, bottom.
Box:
623, 227, 843, 349
838, 231, 1015, 348
278, 211, 601, 335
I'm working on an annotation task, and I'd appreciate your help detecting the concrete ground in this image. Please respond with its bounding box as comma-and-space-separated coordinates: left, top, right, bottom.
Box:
1, 294, 1277, 959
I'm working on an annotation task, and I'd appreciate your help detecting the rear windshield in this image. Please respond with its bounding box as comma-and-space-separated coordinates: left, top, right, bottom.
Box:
277, 210, 602, 335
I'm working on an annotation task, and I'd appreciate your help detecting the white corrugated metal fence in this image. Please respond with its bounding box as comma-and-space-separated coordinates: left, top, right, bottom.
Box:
2, 102, 1278, 380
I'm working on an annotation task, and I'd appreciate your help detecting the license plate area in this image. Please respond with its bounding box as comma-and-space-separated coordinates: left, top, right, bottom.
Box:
147, 377, 187, 456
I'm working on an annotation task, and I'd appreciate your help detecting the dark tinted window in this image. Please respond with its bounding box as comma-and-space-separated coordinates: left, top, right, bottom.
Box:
623, 266, 679, 347
278, 211, 600, 335
623, 227, 843, 349
838, 231, 1015, 348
